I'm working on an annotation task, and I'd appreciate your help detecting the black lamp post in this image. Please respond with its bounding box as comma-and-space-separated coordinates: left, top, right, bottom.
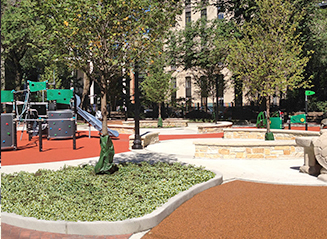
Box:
132, 62, 143, 149
0, 8, 2, 163
215, 76, 219, 124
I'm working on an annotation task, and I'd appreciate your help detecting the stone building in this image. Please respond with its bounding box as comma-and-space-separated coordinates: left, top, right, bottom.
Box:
169, 0, 248, 112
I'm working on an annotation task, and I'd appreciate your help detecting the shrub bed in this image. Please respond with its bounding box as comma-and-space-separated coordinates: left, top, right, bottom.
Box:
1, 162, 215, 222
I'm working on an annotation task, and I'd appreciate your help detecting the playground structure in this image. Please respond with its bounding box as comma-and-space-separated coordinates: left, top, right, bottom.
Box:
256, 110, 308, 130
1, 80, 119, 151
288, 113, 307, 129
256, 111, 284, 129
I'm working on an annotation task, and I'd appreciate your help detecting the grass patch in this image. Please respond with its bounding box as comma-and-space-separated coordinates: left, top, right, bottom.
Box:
1, 162, 215, 222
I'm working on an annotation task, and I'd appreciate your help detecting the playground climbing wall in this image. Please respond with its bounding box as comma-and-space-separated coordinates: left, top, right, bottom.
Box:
48, 110, 75, 139
1, 113, 16, 149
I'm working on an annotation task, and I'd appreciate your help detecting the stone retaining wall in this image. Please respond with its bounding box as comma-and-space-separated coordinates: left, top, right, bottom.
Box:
194, 140, 303, 159
123, 120, 188, 128
224, 128, 319, 140
197, 122, 233, 133
129, 132, 160, 149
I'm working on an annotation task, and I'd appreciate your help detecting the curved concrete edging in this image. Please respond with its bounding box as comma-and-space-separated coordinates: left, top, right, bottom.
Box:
2, 170, 223, 236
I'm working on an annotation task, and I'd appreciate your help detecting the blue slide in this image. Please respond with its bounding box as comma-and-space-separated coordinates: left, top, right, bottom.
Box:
75, 95, 119, 137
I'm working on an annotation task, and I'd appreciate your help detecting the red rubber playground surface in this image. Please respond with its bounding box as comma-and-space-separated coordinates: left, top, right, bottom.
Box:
1, 126, 321, 166
1, 130, 224, 166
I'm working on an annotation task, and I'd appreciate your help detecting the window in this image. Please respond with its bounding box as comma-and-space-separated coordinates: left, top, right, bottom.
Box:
171, 78, 177, 101
185, 11, 191, 24
217, 6, 224, 19
185, 0, 191, 5
218, 12, 224, 19
185, 77, 192, 98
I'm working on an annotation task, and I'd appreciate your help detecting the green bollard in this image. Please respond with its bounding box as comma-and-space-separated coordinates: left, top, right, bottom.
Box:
265, 132, 275, 140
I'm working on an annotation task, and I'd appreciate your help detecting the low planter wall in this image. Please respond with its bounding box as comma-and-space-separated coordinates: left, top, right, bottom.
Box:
224, 128, 319, 140
197, 122, 233, 134
129, 132, 160, 149
194, 139, 303, 159
123, 119, 188, 128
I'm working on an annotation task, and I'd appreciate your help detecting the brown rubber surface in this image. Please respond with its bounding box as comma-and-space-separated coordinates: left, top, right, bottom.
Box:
143, 180, 327, 239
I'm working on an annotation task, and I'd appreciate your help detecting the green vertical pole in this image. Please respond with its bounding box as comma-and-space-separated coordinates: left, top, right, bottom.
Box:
305, 94, 308, 131
39, 119, 43, 152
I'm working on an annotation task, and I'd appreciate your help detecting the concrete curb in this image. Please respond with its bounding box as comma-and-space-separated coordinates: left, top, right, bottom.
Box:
2, 170, 223, 235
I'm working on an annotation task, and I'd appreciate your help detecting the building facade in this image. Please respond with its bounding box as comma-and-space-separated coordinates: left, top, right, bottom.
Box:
170, 0, 248, 111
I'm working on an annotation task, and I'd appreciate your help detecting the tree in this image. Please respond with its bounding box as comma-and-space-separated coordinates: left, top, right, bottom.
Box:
1, 0, 76, 92
214, 0, 320, 110
36, 0, 184, 135
141, 41, 176, 124
214, 0, 258, 24
1, 0, 38, 90
171, 17, 233, 110
304, 2, 327, 104
227, 0, 311, 139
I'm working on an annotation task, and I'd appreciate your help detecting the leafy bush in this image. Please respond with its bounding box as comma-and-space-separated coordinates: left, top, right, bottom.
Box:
308, 100, 327, 112
1, 162, 215, 222
185, 110, 212, 120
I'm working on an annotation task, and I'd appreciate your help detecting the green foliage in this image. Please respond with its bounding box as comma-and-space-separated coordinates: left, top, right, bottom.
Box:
170, 17, 234, 101
1, 0, 36, 58
141, 44, 174, 104
214, 0, 258, 24
141, 41, 176, 118
1, 0, 39, 89
227, 0, 312, 132
35, 0, 184, 135
1, 0, 78, 90
1, 162, 215, 222
308, 100, 327, 113
304, 2, 327, 101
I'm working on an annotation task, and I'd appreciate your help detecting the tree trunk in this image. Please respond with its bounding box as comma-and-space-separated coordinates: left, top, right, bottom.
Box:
101, 75, 108, 136
158, 102, 162, 119
266, 95, 271, 133
15, 68, 22, 91
13, 57, 22, 91
81, 72, 91, 109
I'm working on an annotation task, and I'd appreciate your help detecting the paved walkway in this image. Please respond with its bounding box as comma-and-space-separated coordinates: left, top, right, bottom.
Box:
2, 124, 326, 238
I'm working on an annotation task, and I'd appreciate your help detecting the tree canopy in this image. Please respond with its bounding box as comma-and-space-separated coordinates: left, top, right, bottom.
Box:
227, 0, 312, 134
1, 0, 77, 92
1, 0, 38, 90
169, 16, 234, 108
36, 0, 184, 135
141, 41, 175, 119
304, 1, 327, 106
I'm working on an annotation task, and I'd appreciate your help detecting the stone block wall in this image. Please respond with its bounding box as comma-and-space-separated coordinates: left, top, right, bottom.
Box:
224, 128, 319, 140
129, 132, 160, 149
194, 141, 303, 159
123, 120, 188, 128
197, 122, 233, 134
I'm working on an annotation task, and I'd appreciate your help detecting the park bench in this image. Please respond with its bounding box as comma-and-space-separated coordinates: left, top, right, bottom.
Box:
110, 111, 125, 119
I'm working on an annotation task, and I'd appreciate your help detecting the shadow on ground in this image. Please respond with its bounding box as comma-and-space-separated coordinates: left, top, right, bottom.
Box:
80, 152, 182, 167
